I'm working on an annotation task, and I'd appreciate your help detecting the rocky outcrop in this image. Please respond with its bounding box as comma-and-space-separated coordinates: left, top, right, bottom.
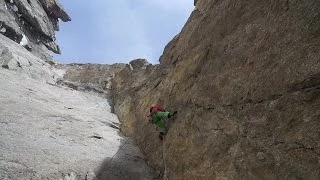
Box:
38, 0, 71, 23
0, 1, 23, 43
0, 33, 60, 82
0, 0, 70, 61
111, 0, 320, 179
55, 63, 126, 101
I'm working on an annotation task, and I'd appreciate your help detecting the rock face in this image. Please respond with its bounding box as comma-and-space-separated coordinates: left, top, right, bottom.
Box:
38, 0, 71, 23
0, 33, 59, 82
0, 0, 70, 62
56, 63, 126, 95
1, 0, 319, 179
111, 59, 157, 131
0, 33, 159, 180
111, 0, 320, 179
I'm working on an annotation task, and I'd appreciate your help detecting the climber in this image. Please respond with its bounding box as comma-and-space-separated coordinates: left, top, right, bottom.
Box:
148, 104, 177, 140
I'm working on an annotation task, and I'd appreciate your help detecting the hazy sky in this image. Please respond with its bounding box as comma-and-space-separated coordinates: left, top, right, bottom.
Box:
54, 0, 194, 64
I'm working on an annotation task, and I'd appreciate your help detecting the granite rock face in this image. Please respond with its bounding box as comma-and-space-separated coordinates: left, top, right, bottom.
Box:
111, 0, 320, 179
0, 33, 59, 82
111, 59, 157, 131
55, 63, 126, 101
0, 33, 159, 180
0, 0, 70, 61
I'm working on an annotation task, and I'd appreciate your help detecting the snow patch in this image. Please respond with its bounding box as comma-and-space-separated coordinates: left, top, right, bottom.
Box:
20, 34, 28, 46
129, 63, 133, 71
0, 27, 6, 33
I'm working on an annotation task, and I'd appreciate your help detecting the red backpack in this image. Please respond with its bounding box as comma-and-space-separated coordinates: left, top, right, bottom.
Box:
149, 104, 165, 113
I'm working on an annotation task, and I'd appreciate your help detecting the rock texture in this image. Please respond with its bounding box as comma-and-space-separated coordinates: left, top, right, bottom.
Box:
38, 0, 71, 23
55, 63, 126, 97
0, 0, 70, 62
1, 0, 319, 179
111, 59, 158, 133
0, 33, 59, 82
0, 33, 159, 179
111, 0, 320, 179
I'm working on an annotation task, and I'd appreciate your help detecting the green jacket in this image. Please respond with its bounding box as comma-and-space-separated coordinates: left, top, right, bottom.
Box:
152, 111, 170, 132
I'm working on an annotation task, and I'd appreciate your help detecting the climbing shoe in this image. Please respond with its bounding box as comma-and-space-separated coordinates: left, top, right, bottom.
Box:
168, 110, 177, 118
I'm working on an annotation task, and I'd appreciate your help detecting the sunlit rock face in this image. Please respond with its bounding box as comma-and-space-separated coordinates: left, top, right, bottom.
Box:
111, 0, 320, 179
0, 33, 159, 180
0, 0, 70, 62
55, 63, 126, 98
0, 1, 160, 178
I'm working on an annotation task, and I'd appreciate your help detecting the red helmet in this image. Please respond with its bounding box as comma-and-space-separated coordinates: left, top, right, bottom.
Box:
149, 104, 165, 113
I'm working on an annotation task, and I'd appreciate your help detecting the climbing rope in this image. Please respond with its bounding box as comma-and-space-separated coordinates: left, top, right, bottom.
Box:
102, 138, 129, 168
162, 137, 169, 180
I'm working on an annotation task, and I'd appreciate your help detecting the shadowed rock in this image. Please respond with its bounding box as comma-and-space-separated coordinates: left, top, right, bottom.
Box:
38, 0, 71, 22
0, 0, 70, 60
13, 0, 55, 39
0, 1, 23, 43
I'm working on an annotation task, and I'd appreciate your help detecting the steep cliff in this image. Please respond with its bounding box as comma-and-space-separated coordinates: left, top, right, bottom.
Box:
0, 33, 160, 179
0, 0, 70, 62
2, 0, 318, 179
112, 0, 320, 179
0, 1, 161, 179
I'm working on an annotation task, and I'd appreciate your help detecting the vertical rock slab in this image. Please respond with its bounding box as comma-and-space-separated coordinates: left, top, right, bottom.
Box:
112, 0, 320, 179
0, 33, 159, 180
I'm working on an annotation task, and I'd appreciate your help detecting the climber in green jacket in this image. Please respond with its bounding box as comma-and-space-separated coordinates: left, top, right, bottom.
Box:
148, 104, 177, 140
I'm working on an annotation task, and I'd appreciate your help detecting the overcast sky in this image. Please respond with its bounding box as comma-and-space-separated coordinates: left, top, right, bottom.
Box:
54, 0, 194, 64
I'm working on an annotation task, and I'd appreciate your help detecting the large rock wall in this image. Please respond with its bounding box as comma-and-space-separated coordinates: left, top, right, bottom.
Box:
0, 0, 70, 62
112, 0, 320, 179
0, 33, 160, 180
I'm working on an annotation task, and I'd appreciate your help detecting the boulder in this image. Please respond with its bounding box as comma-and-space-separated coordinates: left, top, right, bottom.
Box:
129, 59, 150, 71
